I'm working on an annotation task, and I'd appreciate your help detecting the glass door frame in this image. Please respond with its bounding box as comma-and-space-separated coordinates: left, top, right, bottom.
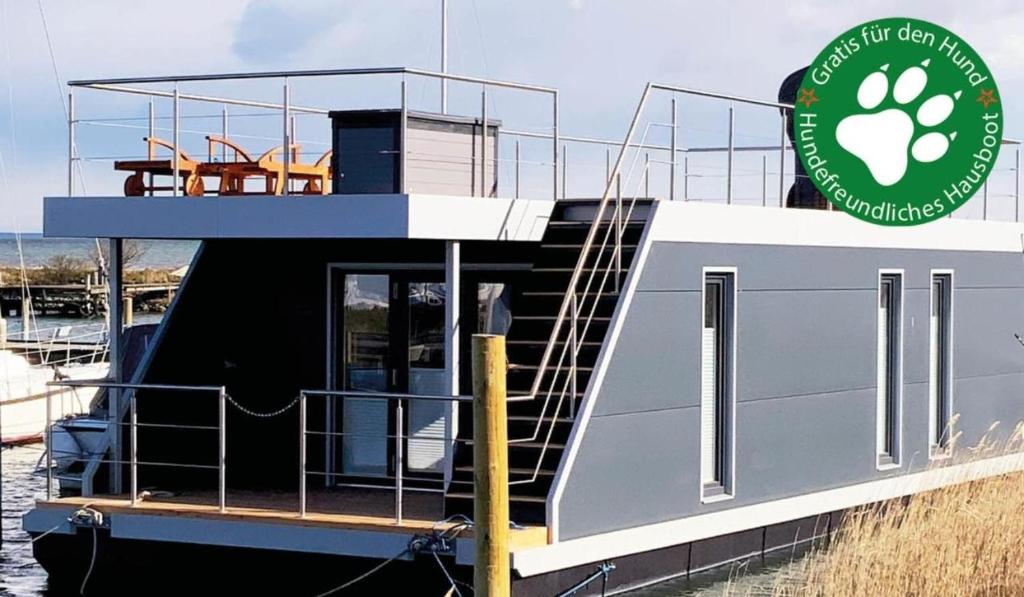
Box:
326, 264, 449, 489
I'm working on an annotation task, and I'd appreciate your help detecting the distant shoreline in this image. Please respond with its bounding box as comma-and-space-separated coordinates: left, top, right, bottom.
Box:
0, 237, 199, 270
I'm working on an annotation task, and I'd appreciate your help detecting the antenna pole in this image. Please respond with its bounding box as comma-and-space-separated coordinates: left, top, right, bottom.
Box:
441, 0, 448, 114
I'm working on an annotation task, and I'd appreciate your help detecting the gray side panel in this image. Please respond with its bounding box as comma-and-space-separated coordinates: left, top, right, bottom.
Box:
558, 241, 1024, 540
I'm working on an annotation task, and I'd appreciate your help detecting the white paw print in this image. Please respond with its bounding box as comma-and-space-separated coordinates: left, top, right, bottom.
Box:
836, 60, 960, 187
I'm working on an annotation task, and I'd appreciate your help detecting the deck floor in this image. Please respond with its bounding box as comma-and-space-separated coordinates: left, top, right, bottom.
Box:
40, 487, 547, 549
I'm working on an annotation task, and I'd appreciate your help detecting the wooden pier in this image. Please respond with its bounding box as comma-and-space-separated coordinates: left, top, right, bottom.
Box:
0, 282, 178, 318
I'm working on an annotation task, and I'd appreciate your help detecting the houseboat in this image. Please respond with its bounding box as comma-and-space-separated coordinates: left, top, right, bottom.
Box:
21, 65, 1024, 595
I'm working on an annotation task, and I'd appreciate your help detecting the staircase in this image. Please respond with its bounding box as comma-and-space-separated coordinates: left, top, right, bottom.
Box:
445, 197, 653, 524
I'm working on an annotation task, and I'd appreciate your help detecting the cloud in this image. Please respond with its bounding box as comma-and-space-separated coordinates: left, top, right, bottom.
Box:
231, 0, 348, 64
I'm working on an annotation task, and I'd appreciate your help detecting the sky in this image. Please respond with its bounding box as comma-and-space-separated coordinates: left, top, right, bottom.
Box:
1, 0, 1023, 231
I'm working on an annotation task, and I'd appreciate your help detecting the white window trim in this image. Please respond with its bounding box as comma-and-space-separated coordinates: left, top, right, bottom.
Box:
700, 266, 738, 503
928, 269, 955, 460
876, 268, 904, 471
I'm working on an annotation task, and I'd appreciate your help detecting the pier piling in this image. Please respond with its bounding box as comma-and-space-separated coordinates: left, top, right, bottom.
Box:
0, 314, 6, 350
21, 298, 31, 341
472, 334, 511, 597
124, 297, 134, 327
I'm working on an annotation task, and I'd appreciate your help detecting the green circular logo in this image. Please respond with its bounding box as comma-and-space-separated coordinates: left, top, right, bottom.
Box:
795, 18, 1002, 225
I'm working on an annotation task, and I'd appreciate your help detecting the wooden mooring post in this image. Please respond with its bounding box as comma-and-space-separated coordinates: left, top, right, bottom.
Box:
472, 334, 511, 597
124, 297, 134, 327
21, 298, 31, 341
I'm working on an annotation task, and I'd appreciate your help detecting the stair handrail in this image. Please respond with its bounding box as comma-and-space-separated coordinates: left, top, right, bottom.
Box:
510, 162, 652, 486
526, 82, 654, 399
511, 83, 795, 487
506, 84, 657, 485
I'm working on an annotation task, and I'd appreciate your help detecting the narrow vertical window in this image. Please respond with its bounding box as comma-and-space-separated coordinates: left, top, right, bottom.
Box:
701, 270, 735, 499
930, 272, 953, 455
877, 272, 903, 467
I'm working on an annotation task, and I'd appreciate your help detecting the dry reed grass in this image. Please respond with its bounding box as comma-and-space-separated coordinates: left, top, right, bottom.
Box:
728, 419, 1024, 597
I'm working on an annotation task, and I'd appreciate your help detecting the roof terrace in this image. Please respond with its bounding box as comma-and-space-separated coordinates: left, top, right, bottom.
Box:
44, 66, 1024, 240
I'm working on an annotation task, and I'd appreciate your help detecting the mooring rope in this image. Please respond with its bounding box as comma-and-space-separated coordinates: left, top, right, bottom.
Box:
312, 515, 478, 595
312, 547, 410, 596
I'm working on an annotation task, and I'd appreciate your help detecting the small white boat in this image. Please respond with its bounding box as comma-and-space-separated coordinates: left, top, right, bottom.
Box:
0, 350, 108, 445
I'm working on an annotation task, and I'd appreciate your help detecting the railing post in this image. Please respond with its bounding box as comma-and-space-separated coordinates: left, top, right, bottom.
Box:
605, 148, 611, 185
218, 386, 227, 513
481, 87, 488, 198
726, 105, 735, 205
441, 0, 449, 113
515, 140, 521, 199
1016, 147, 1021, 223
644, 152, 650, 198
400, 79, 408, 194
130, 391, 138, 507
683, 155, 689, 201
614, 174, 622, 292
983, 181, 989, 220
395, 398, 404, 525
221, 106, 228, 162
0, 314, 6, 351
762, 153, 768, 207
670, 96, 677, 201
561, 145, 567, 200
172, 85, 180, 197
778, 111, 787, 207
46, 391, 53, 501
472, 334, 510, 597
67, 90, 75, 196
570, 293, 578, 418
553, 91, 559, 202
282, 82, 291, 196
299, 391, 307, 518
148, 99, 156, 196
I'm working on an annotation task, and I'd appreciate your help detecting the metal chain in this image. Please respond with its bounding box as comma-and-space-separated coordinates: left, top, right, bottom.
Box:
225, 393, 299, 418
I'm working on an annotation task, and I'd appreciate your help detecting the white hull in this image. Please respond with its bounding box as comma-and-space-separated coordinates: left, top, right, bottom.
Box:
0, 350, 108, 444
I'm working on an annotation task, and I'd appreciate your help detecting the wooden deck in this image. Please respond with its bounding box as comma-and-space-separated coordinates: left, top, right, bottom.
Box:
39, 487, 548, 550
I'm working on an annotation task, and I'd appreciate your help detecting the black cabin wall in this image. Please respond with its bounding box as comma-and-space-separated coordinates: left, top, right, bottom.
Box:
126, 238, 534, 492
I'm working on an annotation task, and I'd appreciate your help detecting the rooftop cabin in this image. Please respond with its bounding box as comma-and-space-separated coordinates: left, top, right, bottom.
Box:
31, 66, 1024, 593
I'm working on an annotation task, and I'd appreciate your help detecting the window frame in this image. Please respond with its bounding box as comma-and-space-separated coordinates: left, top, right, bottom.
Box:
700, 266, 738, 503
929, 269, 954, 459
876, 269, 904, 470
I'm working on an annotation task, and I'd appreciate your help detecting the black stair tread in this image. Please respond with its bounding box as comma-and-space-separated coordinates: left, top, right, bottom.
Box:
509, 364, 594, 372
545, 219, 647, 226
513, 314, 611, 321
530, 266, 629, 272
452, 466, 556, 476
507, 340, 603, 348
539, 243, 639, 250
460, 438, 565, 448
445, 492, 547, 504
520, 290, 621, 297
507, 415, 574, 423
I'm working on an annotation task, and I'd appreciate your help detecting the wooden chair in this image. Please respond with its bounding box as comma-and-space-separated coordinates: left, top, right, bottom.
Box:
114, 137, 204, 196
203, 136, 332, 195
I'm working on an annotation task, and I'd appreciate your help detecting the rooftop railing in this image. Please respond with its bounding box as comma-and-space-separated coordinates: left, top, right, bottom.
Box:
67, 67, 561, 200
66, 66, 1022, 222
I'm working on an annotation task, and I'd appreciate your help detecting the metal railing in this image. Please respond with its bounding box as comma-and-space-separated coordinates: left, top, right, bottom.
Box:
67, 66, 560, 200
298, 388, 531, 524
46, 380, 227, 512
299, 389, 471, 524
